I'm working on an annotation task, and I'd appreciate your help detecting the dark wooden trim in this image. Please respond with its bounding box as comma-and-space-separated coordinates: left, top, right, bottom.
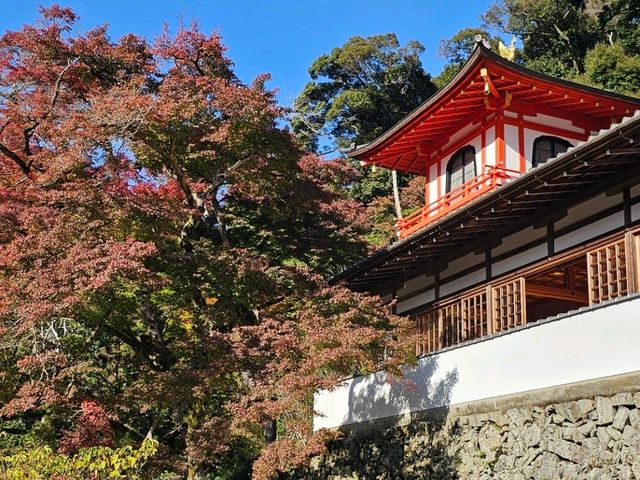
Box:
547, 223, 555, 257
398, 258, 486, 303
391, 169, 640, 296
397, 280, 435, 303
401, 221, 640, 317
492, 237, 547, 264
624, 186, 632, 227
399, 203, 622, 306
554, 201, 624, 240
434, 270, 440, 302
396, 191, 639, 307
486, 248, 492, 280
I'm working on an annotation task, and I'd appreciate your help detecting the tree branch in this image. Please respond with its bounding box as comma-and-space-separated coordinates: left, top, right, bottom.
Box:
49, 59, 74, 112
0, 142, 30, 175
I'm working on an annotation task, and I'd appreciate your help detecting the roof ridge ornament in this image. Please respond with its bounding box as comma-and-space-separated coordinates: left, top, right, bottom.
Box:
498, 37, 517, 62
475, 34, 491, 50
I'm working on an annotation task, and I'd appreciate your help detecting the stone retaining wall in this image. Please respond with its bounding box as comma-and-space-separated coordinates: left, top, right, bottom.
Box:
290, 391, 640, 479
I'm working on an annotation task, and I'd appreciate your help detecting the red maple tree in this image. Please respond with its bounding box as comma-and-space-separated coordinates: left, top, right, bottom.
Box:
0, 6, 412, 479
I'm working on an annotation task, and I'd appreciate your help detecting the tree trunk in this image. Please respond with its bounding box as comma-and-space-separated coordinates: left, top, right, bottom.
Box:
392, 170, 403, 220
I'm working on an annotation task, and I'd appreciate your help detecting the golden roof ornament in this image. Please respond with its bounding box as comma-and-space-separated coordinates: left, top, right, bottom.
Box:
499, 37, 517, 61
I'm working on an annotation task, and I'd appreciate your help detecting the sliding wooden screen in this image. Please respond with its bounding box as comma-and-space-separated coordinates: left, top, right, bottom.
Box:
587, 238, 628, 304
441, 302, 462, 348
491, 277, 526, 333
415, 310, 439, 355
462, 290, 489, 341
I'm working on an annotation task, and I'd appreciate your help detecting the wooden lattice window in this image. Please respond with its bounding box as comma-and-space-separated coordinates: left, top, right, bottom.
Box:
587, 239, 628, 304
532, 135, 572, 167
441, 303, 462, 347
462, 291, 489, 341
415, 310, 439, 356
446, 146, 476, 192
491, 278, 526, 332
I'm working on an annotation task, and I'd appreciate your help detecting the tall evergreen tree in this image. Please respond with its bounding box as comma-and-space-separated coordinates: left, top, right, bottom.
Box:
292, 34, 437, 245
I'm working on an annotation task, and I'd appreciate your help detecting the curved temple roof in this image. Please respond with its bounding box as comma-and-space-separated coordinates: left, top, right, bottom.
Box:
348, 43, 640, 175
334, 112, 640, 293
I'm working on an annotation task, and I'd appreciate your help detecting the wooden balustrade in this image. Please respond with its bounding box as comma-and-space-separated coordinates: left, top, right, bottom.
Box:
397, 165, 521, 239
413, 231, 640, 357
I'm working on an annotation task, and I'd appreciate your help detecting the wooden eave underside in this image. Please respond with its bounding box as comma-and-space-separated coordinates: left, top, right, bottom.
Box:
332, 113, 640, 294
350, 45, 640, 175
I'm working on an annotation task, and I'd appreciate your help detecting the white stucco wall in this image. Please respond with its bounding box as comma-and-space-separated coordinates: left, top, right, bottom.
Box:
492, 243, 547, 277
429, 163, 438, 204
439, 268, 486, 298
504, 124, 520, 172
523, 113, 584, 134
484, 126, 496, 167
555, 211, 625, 253
396, 288, 435, 314
314, 296, 640, 430
555, 193, 622, 230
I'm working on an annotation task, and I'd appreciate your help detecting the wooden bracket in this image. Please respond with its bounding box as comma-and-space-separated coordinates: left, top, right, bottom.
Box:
481, 67, 500, 98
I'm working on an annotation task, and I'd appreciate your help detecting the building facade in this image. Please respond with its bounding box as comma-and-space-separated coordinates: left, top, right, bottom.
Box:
316, 43, 640, 434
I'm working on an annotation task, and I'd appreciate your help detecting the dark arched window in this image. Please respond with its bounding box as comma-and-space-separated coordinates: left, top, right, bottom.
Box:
533, 136, 572, 167
446, 146, 476, 192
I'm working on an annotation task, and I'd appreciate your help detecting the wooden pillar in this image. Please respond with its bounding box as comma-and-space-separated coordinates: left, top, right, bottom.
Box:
517, 113, 525, 173
495, 111, 505, 168
624, 186, 631, 227
425, 161, 431, 205
437, 156, 442, 199
481, 129, 487, 171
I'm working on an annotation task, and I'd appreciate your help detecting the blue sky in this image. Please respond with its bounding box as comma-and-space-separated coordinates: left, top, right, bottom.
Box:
2, 1, 492, 107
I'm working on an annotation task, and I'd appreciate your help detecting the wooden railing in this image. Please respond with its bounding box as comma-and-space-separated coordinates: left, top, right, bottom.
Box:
415, 278, 525, 356
414, 230, 640, 357
397, 165, 521, 239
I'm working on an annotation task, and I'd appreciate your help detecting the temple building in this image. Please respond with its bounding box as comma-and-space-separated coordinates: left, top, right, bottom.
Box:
315, 41, 640, 432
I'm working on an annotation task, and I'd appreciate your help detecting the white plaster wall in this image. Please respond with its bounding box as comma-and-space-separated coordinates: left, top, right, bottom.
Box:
523, 113, 584, 134
314, 297, 640, 430
396, 288, 435, 314
493, 226, 546, 257
504, 124, 520, 172
445, 121, 479, 150
632, 202, 640, 223
443, 252, 485, 279
398, 274, 433, 298
438, 156, 447, 197
485, 126, 496, 167
429, 163, 438, 204
380, 293, 393, 304
470, 135, 483, 176
439, 269, 486, 298
555, 193, 622, 230
492, 243, 548, 277
555, 211, 625, 252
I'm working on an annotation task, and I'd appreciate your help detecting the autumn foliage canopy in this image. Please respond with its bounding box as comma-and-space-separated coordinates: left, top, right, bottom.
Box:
0, 6, 412, 479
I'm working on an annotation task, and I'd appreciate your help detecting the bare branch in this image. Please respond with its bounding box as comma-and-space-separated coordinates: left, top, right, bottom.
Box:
49, 58, 74, 112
